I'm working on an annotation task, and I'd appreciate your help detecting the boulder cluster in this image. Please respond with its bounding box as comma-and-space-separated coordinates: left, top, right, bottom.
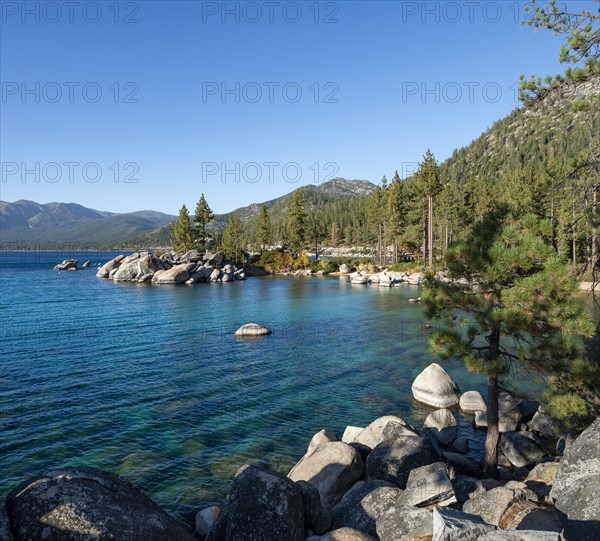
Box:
2, 365, 598, 541
96, 250, 246, 284
53, 259, 91, 271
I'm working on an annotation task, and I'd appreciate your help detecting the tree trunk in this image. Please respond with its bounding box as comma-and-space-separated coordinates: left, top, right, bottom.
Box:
592, 186, 598, 269
573, 204, 577, 267
428, 195, 434, 268
485, 372, 500, 478
422, 198, 427, 263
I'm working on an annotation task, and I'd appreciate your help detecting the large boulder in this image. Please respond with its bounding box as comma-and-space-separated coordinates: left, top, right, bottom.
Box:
376, 505, 433, 541
4, 467, 195, 541
297, 480, 330, 534
442, 452, 485, 479
432, 507, 496, 541
53, 259, 77, 271
196, 506, 223, 538
348, 416, 418, 450
307, 528, 377, 541
460, 390, 487, 413
550, 418, 600, 540
234, 323, 272, 337
152, 263, 195, 284
525, 462, 559, 502
330, 480, 401, 538
306, 429, 338, 456
423, 409, 457, 446
0, 500, 13, 541
411, 363, 460, 408
226, 465, 304, 541
365, 435, 440, 489
288, 442, 364, 509
463, 485, 537, 527
498, 499, 562, 532
500, 432, 545, 468
528, 411, 563, 438
396, 461, 456, 507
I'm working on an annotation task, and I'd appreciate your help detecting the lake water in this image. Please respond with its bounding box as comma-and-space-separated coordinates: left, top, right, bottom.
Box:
0, 251, 542, 524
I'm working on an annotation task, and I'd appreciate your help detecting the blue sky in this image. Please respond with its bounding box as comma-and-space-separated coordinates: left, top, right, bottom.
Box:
0, 0, 591, 214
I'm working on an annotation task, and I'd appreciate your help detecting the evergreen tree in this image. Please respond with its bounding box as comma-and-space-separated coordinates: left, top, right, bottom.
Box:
193, 194, 213, 253
222, 213, 244, 264
423, 208, 594, 477
286, 190, 306, 253
416, 150, 442, 267
255, 205, 272, 251
171, 204, 194, 253
386, 171, 405, 263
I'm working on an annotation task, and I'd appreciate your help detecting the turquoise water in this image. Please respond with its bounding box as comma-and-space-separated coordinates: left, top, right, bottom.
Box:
0, 251, 535, 524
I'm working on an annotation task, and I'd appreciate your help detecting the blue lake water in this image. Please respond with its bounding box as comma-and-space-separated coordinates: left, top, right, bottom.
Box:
0, 251, 542, 524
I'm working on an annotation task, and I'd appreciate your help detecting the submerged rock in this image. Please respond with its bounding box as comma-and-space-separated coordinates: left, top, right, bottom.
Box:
5, 467, 195, 541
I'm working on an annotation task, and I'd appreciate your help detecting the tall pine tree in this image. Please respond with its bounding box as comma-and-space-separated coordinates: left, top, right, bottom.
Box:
172, 205, 194, 253
194, 194, 213, 253
255, 205, 272, 251
286, 190, 306, 253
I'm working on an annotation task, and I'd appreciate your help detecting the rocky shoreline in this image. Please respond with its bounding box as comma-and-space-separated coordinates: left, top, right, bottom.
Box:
2, 363, 598, 541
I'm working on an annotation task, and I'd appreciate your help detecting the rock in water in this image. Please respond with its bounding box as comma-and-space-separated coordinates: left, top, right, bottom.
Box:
288, 442, 364, 509
4, 467, 195, 541
234, 323, 272, 337
226, 465, 304, 541
196, 506, 223, 538
53, 259, 78, 271
411, 363, 460, 408
550, 418, 600, 540
459, 390, 487, 413
423, 409, 457, 446
365, 435, 439, 489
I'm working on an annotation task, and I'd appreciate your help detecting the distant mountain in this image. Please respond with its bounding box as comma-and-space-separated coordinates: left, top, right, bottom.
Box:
0, 200, 175, 248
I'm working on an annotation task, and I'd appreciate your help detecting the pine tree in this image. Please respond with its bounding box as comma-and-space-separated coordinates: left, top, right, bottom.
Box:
255, 205, 272, 251
171, 204, 194, 253
222, 213, 244, 264
416, 150, 442, 267
423, 208, 594, 477
193, 194, 213, 253
386, 171, 405, 263
286, 190, 306, 253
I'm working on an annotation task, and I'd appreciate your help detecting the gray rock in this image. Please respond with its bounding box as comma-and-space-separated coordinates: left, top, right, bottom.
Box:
501, 432, 545, 468
330, 480, 401, 538
342, 426, 364, 444
206, 510, 227, 541
96, 255, 124, 277
550, 418, 600, 540
4, 467, 195, 541
307, 429, 338, 456
310, 528, 377, 541
498, 499, 562, 532
112, 260, 140, 281
460, 390, 487, 413
366, 435, 440, 489
474, 393, 524, 432
53, 259, 78, 271
451, 475, 489, 505
297, 480, 330, 534
234, 323, 272, 337
209, 268, 221, 282
432, 507, 496, 541
350, 416, 418, 450
0, 500, 13, 541
453, 437, 469, 453
463, 486, 537, 526
397, 461, 456, 507
478, 532, 560, 540
339, 264, 350, 273
376, 505, 433, 541
226, 465, 304, 541
443, 452, 485, 479
528, 411, 562, 438
423, 409, 457, 446
179, 249, 200, 262
82, 260, 91, 267
288, 441, 364, 509
196, 506, 222, 537
411, 363, 460, 409
152, 263, 195, 284
525, 462, 559, 501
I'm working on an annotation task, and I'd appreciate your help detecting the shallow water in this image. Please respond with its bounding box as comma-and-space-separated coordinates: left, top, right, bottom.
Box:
0, 251, 542, 523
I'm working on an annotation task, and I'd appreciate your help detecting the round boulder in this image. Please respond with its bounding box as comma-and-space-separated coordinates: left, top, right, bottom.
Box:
423, 408, 457, 446
234, 323, 272, 337
411, 363, 460, 408
460, 390, 487, 413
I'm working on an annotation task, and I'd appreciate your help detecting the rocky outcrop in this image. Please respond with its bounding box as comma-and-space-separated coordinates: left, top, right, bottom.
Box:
288, 442, 364, 509
550, 418, 600, 540
411, 363, 460, 408
53, 259, 78, 271
366, 435, 440, 488
4, 467, 195, 541
226, 465, 304, 541
234, 323, 272, 337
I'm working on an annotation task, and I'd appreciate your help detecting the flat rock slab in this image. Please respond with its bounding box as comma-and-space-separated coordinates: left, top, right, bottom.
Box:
397, 461, 456, 507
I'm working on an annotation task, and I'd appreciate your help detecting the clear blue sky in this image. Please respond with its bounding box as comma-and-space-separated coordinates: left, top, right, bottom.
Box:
0, 0, 591, 214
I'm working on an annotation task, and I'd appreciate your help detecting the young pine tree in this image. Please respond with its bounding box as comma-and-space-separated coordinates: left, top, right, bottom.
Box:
222, 213, 244, 264
255, 205, 272, 252
172, 205, 194, 253
416, 150, 442, 267
423, 208, 594, 478
194, 194, 213, 253
386, 171, 405, 264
